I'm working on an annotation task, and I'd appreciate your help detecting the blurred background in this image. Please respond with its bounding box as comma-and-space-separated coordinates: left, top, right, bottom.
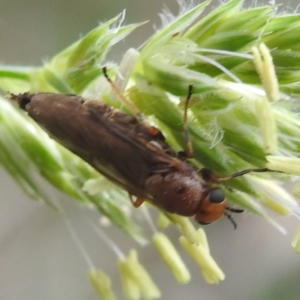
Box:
1, 0, 300, 299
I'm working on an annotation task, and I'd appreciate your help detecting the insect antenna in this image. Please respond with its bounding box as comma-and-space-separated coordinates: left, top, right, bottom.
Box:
226, 207, 244, 213
224, 207, 244, 229
224, 210, 238, 230
102, 67, 144, 122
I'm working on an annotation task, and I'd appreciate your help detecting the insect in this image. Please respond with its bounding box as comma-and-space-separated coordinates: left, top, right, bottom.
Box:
9, 69, 270, 228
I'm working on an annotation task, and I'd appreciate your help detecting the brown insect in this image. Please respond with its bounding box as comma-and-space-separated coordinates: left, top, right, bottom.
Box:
9, 70, 269, 228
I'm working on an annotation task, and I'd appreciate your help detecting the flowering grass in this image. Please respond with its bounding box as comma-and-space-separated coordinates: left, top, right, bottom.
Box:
1, 0, 300, 299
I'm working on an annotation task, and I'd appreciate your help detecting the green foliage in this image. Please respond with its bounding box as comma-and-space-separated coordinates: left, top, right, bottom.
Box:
2, 1, 300, 297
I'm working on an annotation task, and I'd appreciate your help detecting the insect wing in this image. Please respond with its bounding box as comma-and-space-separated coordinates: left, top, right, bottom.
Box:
20, 93, 173, 198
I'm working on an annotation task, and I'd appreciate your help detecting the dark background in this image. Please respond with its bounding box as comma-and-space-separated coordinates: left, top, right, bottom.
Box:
1, 1, 300, 299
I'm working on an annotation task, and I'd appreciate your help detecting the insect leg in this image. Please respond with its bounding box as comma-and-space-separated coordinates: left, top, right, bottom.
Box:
181, 84, 194, 159
102, 67, 144, 122
217, 167, 274, 182
103, 67, 167, 141
128, 194, 145, 208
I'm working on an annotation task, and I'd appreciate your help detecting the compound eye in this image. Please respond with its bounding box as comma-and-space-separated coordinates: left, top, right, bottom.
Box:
209, 188, 225, 204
